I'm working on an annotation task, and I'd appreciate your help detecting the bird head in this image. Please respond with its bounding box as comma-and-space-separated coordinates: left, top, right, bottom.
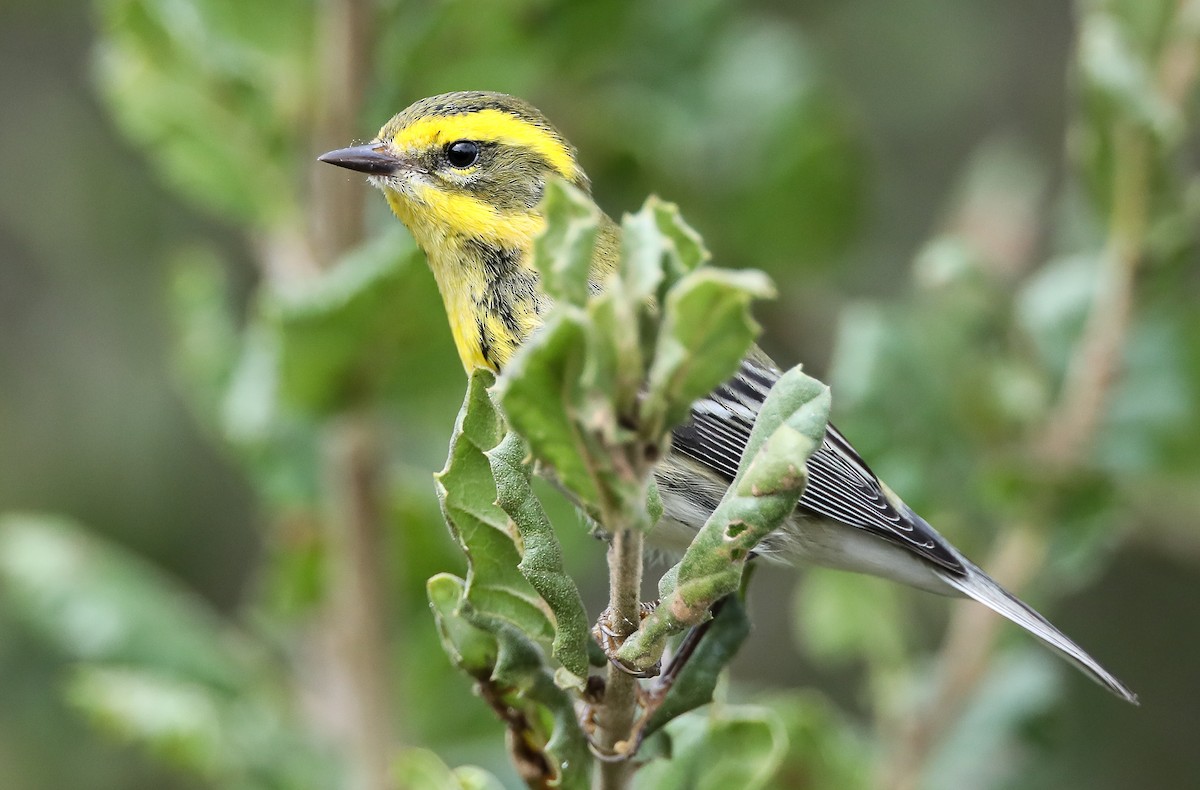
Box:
320, 90, 591, 251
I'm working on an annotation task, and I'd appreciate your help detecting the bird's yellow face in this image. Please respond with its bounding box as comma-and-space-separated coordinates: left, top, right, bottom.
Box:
320, 91, 603, 371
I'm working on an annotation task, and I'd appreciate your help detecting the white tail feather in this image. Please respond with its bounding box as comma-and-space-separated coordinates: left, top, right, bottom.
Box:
935, 559, 1138, 704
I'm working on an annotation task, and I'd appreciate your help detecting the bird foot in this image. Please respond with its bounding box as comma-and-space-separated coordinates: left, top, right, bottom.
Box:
592, 600, 660, 678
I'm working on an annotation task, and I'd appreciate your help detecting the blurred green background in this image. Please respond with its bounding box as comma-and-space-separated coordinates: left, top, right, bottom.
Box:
2, 0, 1198, 788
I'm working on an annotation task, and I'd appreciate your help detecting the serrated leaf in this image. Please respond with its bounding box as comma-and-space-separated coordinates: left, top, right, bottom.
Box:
426, 576, 592, 790
649, 198, 711, 285
533, 179, 601, 306
619, 204, 668, 302
427, 574, 500, 676
435, 371, 554, 642
645, 268, 775, 434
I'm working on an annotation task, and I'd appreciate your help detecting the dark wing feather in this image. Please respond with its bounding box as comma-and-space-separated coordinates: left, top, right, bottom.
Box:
671, 356, 965, 574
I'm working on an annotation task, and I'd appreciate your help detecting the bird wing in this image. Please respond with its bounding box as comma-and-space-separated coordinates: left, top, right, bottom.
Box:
671, 355, 966, 574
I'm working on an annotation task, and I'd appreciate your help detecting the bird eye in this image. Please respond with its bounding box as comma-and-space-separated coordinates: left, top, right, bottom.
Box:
445, 140, 480, 168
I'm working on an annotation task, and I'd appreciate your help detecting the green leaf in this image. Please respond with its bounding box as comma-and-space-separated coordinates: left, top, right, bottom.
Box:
532, 179, 601, 306
0, 514, 245, 690
642, 591, 752, 739
93, 0, 312, 223
67, 667, 225, 778
270, 227, 421, 416
427, 574, 500, 676
757, 691, 872, 790
393, 748, 506, 790
795, 569, 907, 668
635, 706, 787, 790
433, 373, 596, 786
0, 514, 337, 787
1079, 12, 1178, 140
66, 662, 337, 788
435, 371, 554, 642
495, 309, 600, 507
645, 268, 775, 434
649, 197, 711, 286
618, 366, 830, 672
487, 433, 591, 684
618, 205, 667, 303
426, 576, 592, 790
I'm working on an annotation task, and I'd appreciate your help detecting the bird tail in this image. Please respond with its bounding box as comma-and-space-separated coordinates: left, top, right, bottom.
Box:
934, 558, 1139, 704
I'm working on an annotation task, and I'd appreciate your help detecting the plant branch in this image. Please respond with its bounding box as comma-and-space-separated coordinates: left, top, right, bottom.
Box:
881, 526, 1045, 790
321, 415, 394, 790
595, 528, 644, 790
310, 0, 372, 268
1035, 121, 1148, 469
302, 1, 395, 788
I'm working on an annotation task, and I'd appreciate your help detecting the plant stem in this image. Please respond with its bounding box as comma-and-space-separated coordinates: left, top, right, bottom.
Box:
322, 415, 394, 790
301, 1, 395, 788
310, 0, 371, 266
881, 526, 1044, 790
596, 527, 644, 790
1035, 121, 1148, 468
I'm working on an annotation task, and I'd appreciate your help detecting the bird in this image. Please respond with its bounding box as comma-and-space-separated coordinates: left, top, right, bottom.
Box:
319, 90, 1137, 703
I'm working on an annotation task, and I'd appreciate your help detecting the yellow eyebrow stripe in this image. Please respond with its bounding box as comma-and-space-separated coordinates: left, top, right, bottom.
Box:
388, 109, 580, 181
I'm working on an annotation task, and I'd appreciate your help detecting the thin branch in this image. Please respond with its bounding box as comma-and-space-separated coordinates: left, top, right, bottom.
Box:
286, 1, 395, 788
595, 528, 645, 790
310, 0, 372, 267
881, 124, 1149, 790
881, 527, 1044, 790
1035, 122, 1149, 468
321, 415, 394, 790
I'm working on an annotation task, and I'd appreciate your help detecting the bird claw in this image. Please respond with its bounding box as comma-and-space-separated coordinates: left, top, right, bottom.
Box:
592, 601, 660, 678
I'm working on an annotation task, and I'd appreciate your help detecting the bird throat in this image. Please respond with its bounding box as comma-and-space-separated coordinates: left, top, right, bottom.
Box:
388, 186, 620, 373
428, 235, 545, 372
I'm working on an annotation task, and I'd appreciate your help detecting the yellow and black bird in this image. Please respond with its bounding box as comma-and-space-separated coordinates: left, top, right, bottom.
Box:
320, 90, 1137, 703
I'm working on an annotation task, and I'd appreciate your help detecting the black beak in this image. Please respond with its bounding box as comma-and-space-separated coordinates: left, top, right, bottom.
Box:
318, 143, 403, 175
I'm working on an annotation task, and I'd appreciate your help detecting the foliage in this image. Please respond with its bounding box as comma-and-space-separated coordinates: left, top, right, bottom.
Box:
3, 0, 1199, 788
428, 182, 826, 780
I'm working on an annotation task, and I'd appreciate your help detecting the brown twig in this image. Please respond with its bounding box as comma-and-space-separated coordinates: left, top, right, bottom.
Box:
275, 1, 395, 788
1034, 122, 1149, 469
476, 677, 557, 789
320, 415, 394, 790
310, 0, 371, 267
882, 527, 1045, 790
594, 528, 645, 789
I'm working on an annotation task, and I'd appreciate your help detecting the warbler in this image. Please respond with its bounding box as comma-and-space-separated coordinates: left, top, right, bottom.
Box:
320, 90, 1136, 703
